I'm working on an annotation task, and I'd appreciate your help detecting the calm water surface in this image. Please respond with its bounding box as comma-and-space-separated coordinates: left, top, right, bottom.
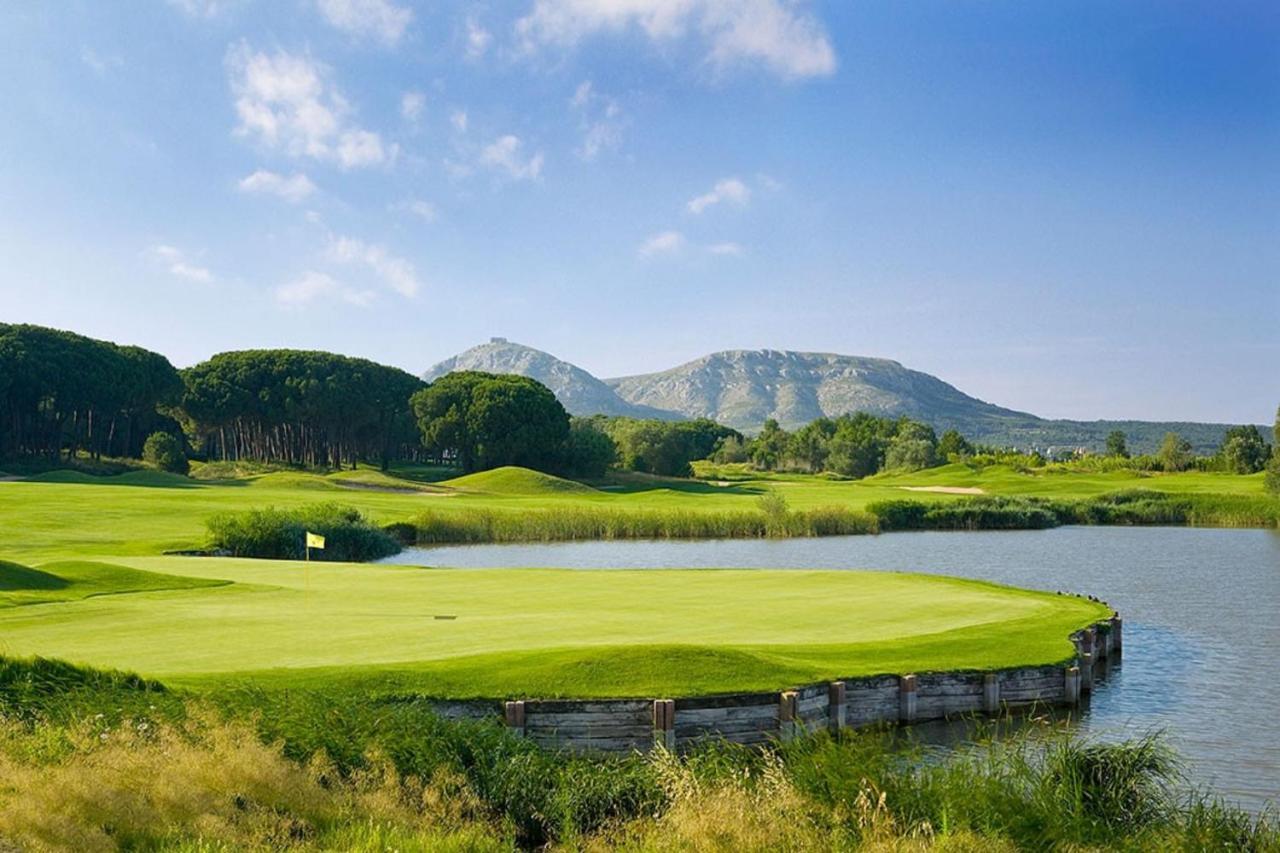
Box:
390, 527, 1280, 812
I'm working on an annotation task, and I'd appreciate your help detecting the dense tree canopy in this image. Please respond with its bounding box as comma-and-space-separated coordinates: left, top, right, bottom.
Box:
716, 412, 944, 478
1218, 425, 1271, 474
1157, 432, 1194, 472
596, 416, 740, 478
410, 372, 570, 473
1105, 430, 1129, 458
0, 324, 182, 460
180, 350, 423, 469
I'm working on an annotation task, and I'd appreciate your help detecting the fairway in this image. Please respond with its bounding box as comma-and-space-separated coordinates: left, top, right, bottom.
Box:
0, 557, 1110, 698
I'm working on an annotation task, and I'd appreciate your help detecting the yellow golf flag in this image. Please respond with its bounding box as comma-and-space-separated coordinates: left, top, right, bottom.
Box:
305, 532, 326, 550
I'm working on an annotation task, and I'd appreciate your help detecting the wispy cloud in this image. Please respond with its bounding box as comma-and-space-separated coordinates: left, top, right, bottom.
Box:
316, 0, 412, 45
237, 169, 317, 203
400, 90, 425, 122
393, 199, 438, 222
569, 80, 625, 161
687, 177, 750, 214
144, 244, 215, 283
480, 134, 545, 182
326, 236, 421, 297
165, 0, 227, 18
465, 17, 493, 58
516, 0, 836, 80
80, 47, 123, 76
638, 230, 684, 257
226, 43, 393, 169
275, 271, 374, 307
708, 241, 744, 256
450, 110, 469, 133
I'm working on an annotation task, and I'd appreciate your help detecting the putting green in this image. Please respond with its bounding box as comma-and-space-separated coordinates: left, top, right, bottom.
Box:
0, 557, 1108, 698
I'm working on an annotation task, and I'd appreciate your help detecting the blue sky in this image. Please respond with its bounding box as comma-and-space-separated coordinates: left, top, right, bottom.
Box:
0, 1, 1275, 424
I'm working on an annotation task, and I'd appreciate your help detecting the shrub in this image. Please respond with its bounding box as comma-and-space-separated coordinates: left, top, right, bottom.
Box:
206, 503, 401, 562
141, 431, 188, 475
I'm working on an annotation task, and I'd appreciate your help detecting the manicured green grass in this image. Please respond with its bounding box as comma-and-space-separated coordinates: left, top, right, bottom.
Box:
0, 559, 227, 607
0, 557, 1108, 698
0, 462, 1271, 563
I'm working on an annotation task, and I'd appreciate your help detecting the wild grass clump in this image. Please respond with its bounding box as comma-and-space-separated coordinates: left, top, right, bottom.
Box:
870, 498, 1061, 532
205, 503, 401, 562
407, 504, 877, 544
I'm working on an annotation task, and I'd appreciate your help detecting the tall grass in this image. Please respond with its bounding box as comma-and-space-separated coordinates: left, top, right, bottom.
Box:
870, 491, 1280, 534
405, 504, 878, 545
2, 674, 1275, 852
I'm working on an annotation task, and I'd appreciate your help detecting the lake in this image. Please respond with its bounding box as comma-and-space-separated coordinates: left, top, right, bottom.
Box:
390, 527, 1280, 812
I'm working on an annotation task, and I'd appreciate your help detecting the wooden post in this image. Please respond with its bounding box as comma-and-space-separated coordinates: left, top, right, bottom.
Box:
899, 674, 917, 723
1064, 666, 1081, 704
1111, 616, 1123, 653
779, 691, 799, 741
1080, 653, 1095, 693
504, 700, 525, 738
828, 681, 847, 732
982, 673, 1000, 714
1079, 627, 1095, 658
652, 699, 675, 752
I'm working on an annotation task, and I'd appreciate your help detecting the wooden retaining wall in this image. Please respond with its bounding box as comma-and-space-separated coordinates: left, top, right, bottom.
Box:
428, 614, 1121, 754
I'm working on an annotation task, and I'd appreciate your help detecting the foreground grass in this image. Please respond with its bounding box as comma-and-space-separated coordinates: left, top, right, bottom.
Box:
0, 462, 1273, 562
1, 658, 1274, 851
0, 559, 1109, 697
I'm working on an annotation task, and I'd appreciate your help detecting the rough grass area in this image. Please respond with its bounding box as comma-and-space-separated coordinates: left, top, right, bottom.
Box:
1, 656, 1275, 851
0, 558, 1109, 698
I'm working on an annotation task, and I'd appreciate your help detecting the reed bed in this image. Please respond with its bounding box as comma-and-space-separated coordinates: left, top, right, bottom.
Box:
405, 504, 879, 545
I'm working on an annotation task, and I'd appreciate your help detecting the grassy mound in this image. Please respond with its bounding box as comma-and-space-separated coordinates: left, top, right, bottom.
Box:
442, 465, 599, 495
0, 560, 228, 608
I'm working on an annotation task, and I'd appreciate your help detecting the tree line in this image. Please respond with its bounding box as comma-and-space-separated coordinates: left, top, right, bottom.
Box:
3, 324, 1277, 493
0, 324, 183, 460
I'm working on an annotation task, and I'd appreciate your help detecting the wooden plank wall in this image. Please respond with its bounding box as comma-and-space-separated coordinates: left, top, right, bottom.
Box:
440, 614, 1120, 755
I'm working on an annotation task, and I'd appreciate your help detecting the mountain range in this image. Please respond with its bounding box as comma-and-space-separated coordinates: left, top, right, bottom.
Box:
423, 339, 1255, 454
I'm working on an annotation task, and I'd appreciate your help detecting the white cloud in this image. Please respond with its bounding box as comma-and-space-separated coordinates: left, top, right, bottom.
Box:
144, 244, 215, 283
275, 271, 374, 307
237, 169, 317, 202
708, 241, 744, 256
226, 43, 392, 169
687, 177, 750, 214
81, 47, 123, 76
480, 135, 545, 181
450, 110, 469, 133
400, 90, 425, 121
516, 0, 836, 80
394, 199, 438, 222
638, 230, 684, 257
327, 236, 421, 297
465, 17, 493, 58
316, 0, 412, 45
569, 79, 625, 161
166, 0, 226, 17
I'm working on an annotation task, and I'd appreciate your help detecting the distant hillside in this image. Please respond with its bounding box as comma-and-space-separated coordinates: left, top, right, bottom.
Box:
424, 342, 1257, 454
422, 339, 679, 420
606, 349, 1036, 436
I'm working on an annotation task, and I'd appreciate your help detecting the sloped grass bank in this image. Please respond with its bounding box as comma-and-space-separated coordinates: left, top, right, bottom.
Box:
1, 656, 1275, 851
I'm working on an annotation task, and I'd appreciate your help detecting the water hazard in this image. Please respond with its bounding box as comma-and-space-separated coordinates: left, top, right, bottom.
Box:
389, 526, 1280, 812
